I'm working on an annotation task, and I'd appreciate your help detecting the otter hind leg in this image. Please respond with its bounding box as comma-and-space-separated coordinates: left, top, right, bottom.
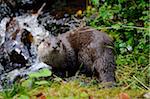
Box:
93, 48, 116, 83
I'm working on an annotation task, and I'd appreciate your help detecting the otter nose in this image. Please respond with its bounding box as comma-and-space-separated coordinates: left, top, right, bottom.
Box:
52, 46, 57, 50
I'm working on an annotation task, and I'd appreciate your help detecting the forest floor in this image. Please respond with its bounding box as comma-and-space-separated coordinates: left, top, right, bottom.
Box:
0, 76, 148, 99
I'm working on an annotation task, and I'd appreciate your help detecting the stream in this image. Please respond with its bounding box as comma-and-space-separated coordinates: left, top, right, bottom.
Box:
0, 0, 85, 90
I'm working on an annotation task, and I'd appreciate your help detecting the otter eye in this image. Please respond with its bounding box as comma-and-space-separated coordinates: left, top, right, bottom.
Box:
41, 39, 45, 42
47, 42, 51, 46
57, 42, 60, 46
57, 40, 61, 46
45, 41, 50, 46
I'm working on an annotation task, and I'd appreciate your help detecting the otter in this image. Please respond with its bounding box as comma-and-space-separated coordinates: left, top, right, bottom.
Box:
37, 26, 116, 83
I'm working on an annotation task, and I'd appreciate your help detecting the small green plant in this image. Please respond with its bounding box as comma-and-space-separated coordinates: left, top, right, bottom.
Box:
0, 0, 149, 98
22, 68, 52, 88
0, 68, 52, 99
1, 83, 29, 99
86, 0, 149, 90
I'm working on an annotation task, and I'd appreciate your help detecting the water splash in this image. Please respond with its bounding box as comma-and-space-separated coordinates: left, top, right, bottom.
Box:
0, 2, 85, 90
0, 18, 10, 45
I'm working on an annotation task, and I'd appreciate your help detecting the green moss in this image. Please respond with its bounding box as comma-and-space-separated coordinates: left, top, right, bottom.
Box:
0, 77, 147, 99
20, 80, 146, 98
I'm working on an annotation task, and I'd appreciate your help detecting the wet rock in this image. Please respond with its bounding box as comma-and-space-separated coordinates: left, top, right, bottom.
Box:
144, 92, 150, 99
0, 62, 51, 90
0, 11, 51, 89
3, 0, 39, 10
38, 12, 85, 36
0, 15, 39, 72
27, 62, 51, 72
0, 18, 10, 45
0, 3, 12, 21
0, 0, 86, 90
0, 63, 4, 75
0, 4, 85, 73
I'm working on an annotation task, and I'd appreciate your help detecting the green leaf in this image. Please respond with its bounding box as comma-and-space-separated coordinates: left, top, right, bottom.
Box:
118, 0, 126, 3
54, 77, 63, 82
112, 4, 122, 13
35, 80, 49, 85
119, 42, 126, 48
127, 22, 134, 26
147, 67, 150, 77
21, 79, 33, 88
112, 24, 121, 30
80, 92, 88, 97
99, 5, 114, 20
138, 56, 146, 64
18, 95, 30, 99
91, 0, 99, 7
29, 68, 52, 78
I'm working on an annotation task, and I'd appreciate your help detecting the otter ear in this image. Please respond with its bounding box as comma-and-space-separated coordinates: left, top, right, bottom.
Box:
41, 39, 45, 42
58, 33, 61, 37
49, 34, 53, 38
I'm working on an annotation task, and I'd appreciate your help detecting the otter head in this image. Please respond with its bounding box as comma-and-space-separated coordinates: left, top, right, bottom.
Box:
37, 35, 66, 68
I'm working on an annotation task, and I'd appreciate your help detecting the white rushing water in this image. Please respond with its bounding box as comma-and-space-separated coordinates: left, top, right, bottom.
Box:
0, 3, 49, 46
0, 18, 10, 45
0, 6, 51, 90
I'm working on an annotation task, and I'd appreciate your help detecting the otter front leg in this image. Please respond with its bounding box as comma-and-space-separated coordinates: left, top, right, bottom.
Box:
78, 49, 94, 76
65, 50, 78, 77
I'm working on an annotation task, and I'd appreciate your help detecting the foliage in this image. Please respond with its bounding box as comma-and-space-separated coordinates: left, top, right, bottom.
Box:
0, 68, 52, 99
0, 0, 149, 98
86, 0, 149, 90
0, 76, 146, 98
0, 83, 29, 99
22, 68, 52, 87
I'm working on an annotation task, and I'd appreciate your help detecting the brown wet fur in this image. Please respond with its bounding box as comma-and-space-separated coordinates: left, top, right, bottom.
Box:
38, 26, 116, 83
67, 27, 93, 52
